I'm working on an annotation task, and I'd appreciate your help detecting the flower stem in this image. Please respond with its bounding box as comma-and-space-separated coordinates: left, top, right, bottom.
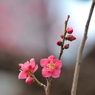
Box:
29, 73, 46, 89
71, 1, 95, 95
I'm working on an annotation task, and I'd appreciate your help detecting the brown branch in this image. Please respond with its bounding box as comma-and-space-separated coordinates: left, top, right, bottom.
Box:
71, 1, 95, 95
58, 15, 70, 60
45, 78, 52, 95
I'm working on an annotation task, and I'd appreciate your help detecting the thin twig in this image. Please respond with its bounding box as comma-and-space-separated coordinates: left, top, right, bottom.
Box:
29, 73, 46, 89
71, 1, 95, 95
58, 15, 70, 60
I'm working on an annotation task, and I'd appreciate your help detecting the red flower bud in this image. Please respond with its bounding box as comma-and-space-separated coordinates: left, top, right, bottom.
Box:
64, 44, 70, 49
66, 27, 73, 34
56, 41, 62, 46
60, 34, 64, 39
66, 35, 76, 41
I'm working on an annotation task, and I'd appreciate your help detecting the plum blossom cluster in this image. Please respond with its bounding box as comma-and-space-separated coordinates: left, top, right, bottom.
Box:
18, 27, 75, 84
18, 15, 76, 95
18, 55, 62, 84
56, 27, 76, 49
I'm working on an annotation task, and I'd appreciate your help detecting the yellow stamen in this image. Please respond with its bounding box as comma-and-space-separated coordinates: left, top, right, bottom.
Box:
47, 63, 56, 70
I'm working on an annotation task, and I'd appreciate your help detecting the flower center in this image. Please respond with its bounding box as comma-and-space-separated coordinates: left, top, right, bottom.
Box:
47, 63, 56, 70
26, 65, 34, 74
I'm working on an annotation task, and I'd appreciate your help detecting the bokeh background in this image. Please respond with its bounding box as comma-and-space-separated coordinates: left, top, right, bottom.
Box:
0, 0, 95, 95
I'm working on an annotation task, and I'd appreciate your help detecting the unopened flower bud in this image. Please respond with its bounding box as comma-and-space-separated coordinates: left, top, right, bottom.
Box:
66, 27, 73, 34
64, 44, 70, 49
60, 34, 64, 39
66, 35, 76, 41
25, 77, 34, 84
56, 41, 62, 46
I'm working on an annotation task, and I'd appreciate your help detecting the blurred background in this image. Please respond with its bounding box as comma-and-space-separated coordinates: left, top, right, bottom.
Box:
0, 0, 95, 95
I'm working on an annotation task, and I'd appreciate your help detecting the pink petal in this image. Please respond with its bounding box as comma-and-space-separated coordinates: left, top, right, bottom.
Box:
18, 63, 23, 67
18, 71, 28, 79
48, 55, 55, 60
21, 62, 30, 71
32, 65, 38, 73
52, 69, 61, 78
55, 59, 62, 69
42, 68, 51, 77
25, 77, 34, 84
48, 55, 56, 63
40, 59, 48, 67
30, 58, 35, 68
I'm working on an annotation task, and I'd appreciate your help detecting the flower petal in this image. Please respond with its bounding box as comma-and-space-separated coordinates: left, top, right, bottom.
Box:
20, 61, 30, 71
32, 65, 38, 73
48, 55, 56, 63
18, 71, 28, 79
48, 55, 55, 60
25, 77, 34, 84
40, 59, 48, 67
55, 59, 62, 69
42, 68, 51, 77
30, 58, 35, 68
18, 63, 23, 67
52, 69, 61, 78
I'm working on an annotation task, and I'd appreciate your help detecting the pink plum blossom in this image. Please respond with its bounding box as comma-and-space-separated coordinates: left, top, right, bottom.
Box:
18, 58, 38, 84
40, 55, 62, 78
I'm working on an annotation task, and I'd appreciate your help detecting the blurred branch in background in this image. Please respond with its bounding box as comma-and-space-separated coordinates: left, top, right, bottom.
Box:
71, 1, 95, 95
